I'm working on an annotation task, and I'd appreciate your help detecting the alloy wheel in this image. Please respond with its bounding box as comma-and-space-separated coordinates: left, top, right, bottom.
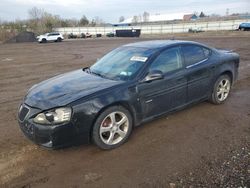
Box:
216, 78, 231, 102
99, 111, 129, 145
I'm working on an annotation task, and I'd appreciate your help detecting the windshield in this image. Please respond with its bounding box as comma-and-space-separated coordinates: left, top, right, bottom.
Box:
90, 47, 155, 81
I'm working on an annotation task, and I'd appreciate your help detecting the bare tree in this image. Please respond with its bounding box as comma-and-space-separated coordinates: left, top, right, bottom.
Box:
28, 7, 62, 33
28, 7, 45, 33
199, 11, 206, 18
119, 16, 125, 23
90, 19, 96, 26
193, 11, 199, 16
1, 6, 109, 39
143, 11, 150, 22
28, 7, 44, 20
210, 13, 220, 18
79, 15, 89, 26
92, 16, 104, 26
138, 15, 142, 22
132, 15, 139, 23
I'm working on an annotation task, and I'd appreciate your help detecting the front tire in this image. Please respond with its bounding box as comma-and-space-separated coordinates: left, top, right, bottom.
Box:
41, 38, 47, 43
92, 106, 133, 150
210, 75, 231, 105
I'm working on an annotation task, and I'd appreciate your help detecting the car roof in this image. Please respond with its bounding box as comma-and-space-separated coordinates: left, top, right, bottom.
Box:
123, 40, 206, 50
240, 22, 250, 25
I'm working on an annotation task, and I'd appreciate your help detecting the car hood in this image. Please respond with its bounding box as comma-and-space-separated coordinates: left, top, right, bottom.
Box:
37, 35, 46, 38
24, 69, 122, 110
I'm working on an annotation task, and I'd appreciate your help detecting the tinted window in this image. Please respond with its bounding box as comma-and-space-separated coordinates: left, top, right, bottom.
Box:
203, 48, 211, 58
149, 47, 182, 74
182, 45, 207, 66
48, 33, 59, 36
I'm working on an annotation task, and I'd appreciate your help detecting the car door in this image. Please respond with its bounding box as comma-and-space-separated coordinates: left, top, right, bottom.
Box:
137, 46, 187, 119
47, 33, 53, 41
53, 33, 59, 40
181, 44, 214, 103
48, 33, 56, 41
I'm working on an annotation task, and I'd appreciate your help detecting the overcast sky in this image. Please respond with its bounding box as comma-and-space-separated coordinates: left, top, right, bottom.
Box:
0, 0, 250, 23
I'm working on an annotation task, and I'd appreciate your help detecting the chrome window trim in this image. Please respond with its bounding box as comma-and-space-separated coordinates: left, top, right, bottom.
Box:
186, 58, 208, 69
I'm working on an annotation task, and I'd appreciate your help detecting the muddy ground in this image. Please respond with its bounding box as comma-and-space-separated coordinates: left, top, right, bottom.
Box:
0, 32, 250, 188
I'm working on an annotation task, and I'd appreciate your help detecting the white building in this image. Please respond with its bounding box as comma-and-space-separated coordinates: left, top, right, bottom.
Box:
121, 13, 191, 23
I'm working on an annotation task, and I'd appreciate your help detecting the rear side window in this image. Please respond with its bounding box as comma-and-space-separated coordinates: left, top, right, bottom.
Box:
203, 48, 211, 58
181, 45, 209, 67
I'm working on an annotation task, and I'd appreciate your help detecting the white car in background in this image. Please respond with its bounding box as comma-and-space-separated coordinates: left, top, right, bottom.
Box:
37, 32, 64, 43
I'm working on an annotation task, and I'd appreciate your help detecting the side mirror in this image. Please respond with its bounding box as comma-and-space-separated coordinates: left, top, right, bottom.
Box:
143, 70, 164, 82
82, 67, 89, 71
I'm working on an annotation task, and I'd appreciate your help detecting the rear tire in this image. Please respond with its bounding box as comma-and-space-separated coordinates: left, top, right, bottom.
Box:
92, 106, 133, 150
41, 38, 47, 43
210, 75, 231, 105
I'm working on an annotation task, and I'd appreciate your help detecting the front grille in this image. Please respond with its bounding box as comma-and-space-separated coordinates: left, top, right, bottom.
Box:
18, 104, 29, 121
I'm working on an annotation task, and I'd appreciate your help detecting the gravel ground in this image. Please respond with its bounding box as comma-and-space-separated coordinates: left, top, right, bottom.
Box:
171, 141, 250, 188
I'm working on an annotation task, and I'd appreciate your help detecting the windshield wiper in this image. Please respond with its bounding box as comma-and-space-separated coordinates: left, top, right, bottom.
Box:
86, 68, 115, 80
84, 67, 105, 78
91, 71, 106, 79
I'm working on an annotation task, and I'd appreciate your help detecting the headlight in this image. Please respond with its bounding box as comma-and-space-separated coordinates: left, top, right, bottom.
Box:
33, 107, 72, 125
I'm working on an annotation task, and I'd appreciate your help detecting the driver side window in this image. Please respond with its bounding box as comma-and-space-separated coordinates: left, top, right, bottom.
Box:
149, 47, 182, 74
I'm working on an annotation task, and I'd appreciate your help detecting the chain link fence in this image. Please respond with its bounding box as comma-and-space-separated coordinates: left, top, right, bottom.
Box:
54, 19, 249, 36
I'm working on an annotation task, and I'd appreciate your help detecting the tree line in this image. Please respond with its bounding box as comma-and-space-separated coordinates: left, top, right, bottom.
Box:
0, 7, 105, 36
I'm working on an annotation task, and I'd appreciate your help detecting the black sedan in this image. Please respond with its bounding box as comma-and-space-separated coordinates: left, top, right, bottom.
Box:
18, 40, 240, 149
